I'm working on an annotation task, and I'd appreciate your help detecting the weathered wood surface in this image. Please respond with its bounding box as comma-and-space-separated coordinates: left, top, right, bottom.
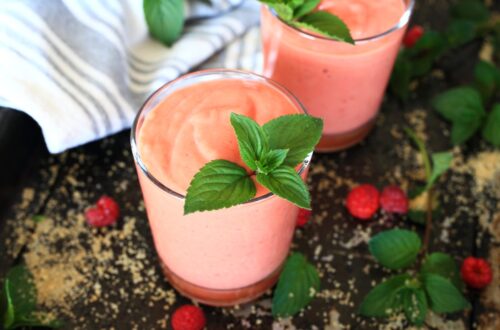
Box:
0, 1, 499, 329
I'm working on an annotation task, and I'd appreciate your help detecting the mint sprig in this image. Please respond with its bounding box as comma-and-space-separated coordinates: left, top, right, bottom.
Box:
359, 229, 470, 325
184, 113, 323, 214
260, 0, 354, 44
272, 252, 320, 317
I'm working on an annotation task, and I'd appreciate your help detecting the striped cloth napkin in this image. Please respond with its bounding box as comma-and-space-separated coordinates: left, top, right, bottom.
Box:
0, 0, 262, 153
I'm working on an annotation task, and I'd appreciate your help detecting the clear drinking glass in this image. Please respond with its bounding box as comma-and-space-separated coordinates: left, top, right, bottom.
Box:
261, 0, 415, 151
131, 69, 311, 306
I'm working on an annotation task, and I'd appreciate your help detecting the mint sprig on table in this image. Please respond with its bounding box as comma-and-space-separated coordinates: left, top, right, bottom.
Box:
184, 113, 323, 214
260, 0, 354, 44
359, 130, 468, 326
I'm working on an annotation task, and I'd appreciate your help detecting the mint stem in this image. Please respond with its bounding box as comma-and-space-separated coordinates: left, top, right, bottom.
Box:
422, 188, 434, 256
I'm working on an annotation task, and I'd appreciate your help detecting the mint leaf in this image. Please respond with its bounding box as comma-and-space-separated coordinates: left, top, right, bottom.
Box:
272, 252, 320, 317
262, 1, 295, 21
421, 252, 463, 290
423, 273, 470, 313
293, 0, 321, 19
263, 114, 323, 166
474, 61, 500, 102
2, 279, 14, 328
432, 87, 484, 121
432, 87, 485, 145
369, 229, 421, 270
451, 0, 490, 23
482, 104, 500, 147
401, 288, 428, 326
31, 215, 45, 223
407, 31, 447, 77
184, 160, 256, 214
445, 20, 477, 48
257, 165, 310, 209
230, 113, 268, 170
390, 54, 412, 101
144, 0, 184, 47
426, 152, 453, 190
359, 274, 410, 317
256, 149, 289, 175
293, 11, 354, 44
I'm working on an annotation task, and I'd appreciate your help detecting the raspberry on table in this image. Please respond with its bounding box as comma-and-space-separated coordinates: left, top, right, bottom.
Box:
380, 185, 409, 214
85, 195, 120, 227
171, 305, 206, 330
296, 209, 312, 227
403, 25, 424, 48
345, 184, 380, 220
461, 257, 493, 289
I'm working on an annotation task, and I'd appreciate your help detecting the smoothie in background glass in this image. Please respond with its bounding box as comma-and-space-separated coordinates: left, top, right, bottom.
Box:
131, 70, 310, 306
261, 0, 414, 151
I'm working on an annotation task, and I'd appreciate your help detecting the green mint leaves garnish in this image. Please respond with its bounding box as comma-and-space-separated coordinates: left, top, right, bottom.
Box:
260, 0, 354, 44
184, 113, 323, 214
360, 229, 470, 325
144, 0, 184, 47
272, 252, 320, 317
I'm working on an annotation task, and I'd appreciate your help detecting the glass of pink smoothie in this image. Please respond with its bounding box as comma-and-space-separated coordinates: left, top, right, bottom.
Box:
261, 0, 415, 151
131, 69, 310, 306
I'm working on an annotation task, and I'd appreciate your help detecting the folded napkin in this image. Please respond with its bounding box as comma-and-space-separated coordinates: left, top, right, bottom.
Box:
0, 0, 261, 153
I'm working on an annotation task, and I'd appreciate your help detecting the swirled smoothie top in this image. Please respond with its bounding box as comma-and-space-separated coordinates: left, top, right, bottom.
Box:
137, 78, 301, 196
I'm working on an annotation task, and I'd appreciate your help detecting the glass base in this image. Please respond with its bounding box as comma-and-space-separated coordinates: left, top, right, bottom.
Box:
161, 262, 282, 307
315, 118, 376, 152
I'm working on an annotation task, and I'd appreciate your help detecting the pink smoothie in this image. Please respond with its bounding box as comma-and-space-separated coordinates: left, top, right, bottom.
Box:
134, 73, 305, 293
262, 0, 411, 151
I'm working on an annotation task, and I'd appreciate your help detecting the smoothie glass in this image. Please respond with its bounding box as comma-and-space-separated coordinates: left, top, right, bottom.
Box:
261, 0, 415, 151
131, 70, 311, 306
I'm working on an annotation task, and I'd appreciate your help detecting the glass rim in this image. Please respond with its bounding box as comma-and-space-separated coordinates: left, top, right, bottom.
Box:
266, 0, 415, 43
130, 68, 311, 204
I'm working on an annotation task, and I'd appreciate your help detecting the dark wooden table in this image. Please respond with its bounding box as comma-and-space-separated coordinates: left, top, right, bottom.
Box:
1, 1, 499, 329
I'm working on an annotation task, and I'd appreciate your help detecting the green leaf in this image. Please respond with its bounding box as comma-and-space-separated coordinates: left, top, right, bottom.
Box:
293, 0, 321, 19
230, 113, 268, 170
407, 31, 447, 77
432, 87, 485, 121
31, 215, 45, 223
263, 114, 323, 166
2, 279, 15, 328
256, 165, 310, 209
482, 104, 500, 147
256, 149, 289, 175
474, 61, 500, 102
390, 54, 412, 101
408, 207, 442, 226
293, 11, 354, 44
272, 252, 320, 317
423, 273, 470, 313
184, 160, 256, 214
401, 288, 428, 326
143, 0, 184, 47
445, 20, 477, 48
432, 87, 485, 145
450, 0, 490, 23
426, 152, 453, 190
263, 1, 295, 21
359, 274, 410, 317
369, 229, 421, 270
421, 252, 464, 290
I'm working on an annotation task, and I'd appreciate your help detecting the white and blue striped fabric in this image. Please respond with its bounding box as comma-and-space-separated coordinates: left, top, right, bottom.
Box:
0, 0, 262, 153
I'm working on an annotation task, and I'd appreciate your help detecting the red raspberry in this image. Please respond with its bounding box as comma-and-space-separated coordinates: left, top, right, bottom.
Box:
85, 195, 120, 227
403, 25, 424, 48
296, 209, 312, 227
380, 186, 409, 214
346, 184, 380, 220
461, 257, 492, 289
171, 305, 206, 330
